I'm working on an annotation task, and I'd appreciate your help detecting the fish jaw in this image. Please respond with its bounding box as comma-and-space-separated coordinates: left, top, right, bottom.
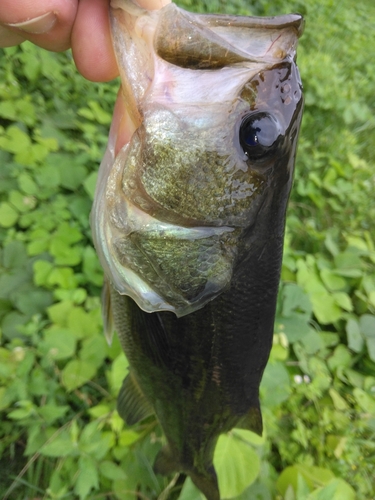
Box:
91, 0, 304, 317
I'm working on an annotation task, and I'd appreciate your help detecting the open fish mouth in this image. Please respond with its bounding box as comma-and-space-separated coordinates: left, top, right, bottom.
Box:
91, 0, 304, 317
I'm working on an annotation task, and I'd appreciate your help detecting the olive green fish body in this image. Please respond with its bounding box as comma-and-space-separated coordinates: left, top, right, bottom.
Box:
92, 1, 303, 498
106, 172, 291, 499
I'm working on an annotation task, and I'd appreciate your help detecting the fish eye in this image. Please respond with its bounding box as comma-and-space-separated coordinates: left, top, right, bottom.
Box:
239, 112, 282, 159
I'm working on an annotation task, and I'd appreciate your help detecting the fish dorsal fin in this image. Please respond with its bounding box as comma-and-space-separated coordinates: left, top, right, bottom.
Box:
117, 372, 154, 425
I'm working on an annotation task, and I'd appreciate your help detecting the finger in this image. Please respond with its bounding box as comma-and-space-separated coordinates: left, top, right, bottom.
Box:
71, 0, 118, 82
0, 0, 78, 51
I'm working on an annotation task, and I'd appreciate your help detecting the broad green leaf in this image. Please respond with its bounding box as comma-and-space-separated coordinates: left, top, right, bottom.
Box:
33, 260, 53, 286
296, 473, 311, 499
0, 202, 18, 228
40, 428, 76, 457
214, 431, 260, 498
79, 422, 113, 459
0, 125, 31, 154
0, 272, 29, 299
300, 330, 324, 355
29, 367, 50, 396
50, 240, 82, 266
80, 335, 108, 368
108, 353, 129, 395
40, 327, 77, 360
67, 306, 100, 338
48, 266, 78, 289
13, 286, 53, 316
25, 425, 50, 456
0, 387, 14, 411
18, 172, 38, 195
57, 160, 88, 190
61, 359, 97, 391
9, 190, 37, 213
34, 165, 60, 190
277, 465, 334, 496
324, 231, 340, 257
353, 388, 375, 414
38, 404, 69, 424
113, 477, 143, 500
261, 361, 291, 407
99, 460, 127, 481
346, 318, 364, 353
308, 478, 355, 500
83, 171, 98, 200
3, 240, 28, 269
82, 246, 103, 286
88, 404, 111, 419
310, 291, 342, 325
74, 455, 99, 500
232, 428, 266, 447
49, 470, 69, 498
118, 429, 142, 447
359, 315, 375, 336
320, 269, 346, 292
179, 478, 204, 500
334, 251, 362, 272
359, 314, 375, 361
1, 311, 29, 340
345, 368, 365, 389
308, 357, 332, 393
332, 292, 352, 312
277, 314, 311, 343
8, 405, 35, 420
329, 388, 348, 411
54, 222, 83, 245
282, 284, 312, 317
277, 466, 300, 496
47, 300, 74, 326
327, 345, 352, 373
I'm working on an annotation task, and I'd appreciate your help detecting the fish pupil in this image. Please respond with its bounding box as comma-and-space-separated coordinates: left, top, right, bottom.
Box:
245, 127, 260, 147
240, 112, 281, 158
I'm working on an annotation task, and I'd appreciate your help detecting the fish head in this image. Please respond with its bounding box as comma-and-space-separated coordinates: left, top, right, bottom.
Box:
91, 0, 304, 317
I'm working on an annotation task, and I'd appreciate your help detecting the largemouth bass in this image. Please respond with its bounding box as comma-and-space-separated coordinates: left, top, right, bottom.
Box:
91, 1, 304, 498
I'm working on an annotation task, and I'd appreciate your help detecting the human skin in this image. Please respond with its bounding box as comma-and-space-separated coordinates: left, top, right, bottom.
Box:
0, 0, 170, 82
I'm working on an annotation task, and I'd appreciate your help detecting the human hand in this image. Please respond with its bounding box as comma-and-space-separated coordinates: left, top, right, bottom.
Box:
0, 0, 170, 82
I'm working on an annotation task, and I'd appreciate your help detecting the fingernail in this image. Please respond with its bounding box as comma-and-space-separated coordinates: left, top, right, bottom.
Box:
6, 11, 57, 35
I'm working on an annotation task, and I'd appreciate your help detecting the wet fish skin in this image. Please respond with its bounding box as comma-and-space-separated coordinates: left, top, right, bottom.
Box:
92, 1, 304, 498
109, 224, 284, 500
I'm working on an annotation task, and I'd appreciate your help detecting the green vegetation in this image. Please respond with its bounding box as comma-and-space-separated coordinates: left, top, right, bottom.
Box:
0, 0, 374, 498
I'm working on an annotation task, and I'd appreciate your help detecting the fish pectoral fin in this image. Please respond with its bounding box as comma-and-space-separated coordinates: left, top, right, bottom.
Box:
154, 446, 220, 500
236, 406, 263, 436
117, 372, 154, 425
102, 278, 114, 346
